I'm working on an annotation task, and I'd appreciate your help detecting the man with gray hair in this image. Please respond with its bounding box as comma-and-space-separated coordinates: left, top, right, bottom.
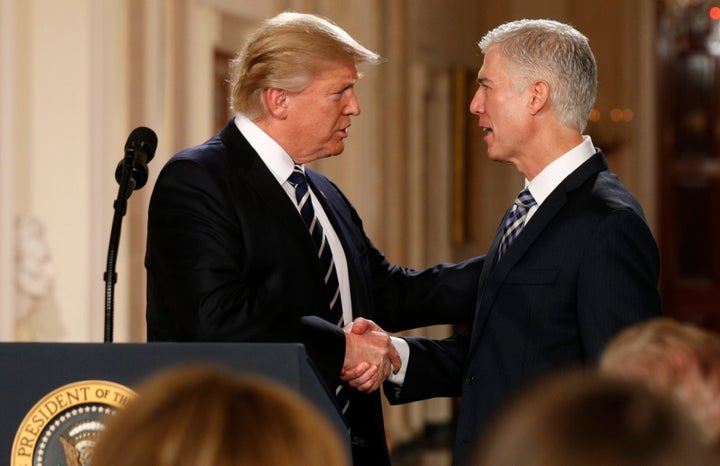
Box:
350, 18, 661, 465
145, 12, 482, 466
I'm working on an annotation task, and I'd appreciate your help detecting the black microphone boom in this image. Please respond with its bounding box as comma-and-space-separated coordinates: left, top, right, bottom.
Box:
114, 126, 158, 191
105, 126, 158, 343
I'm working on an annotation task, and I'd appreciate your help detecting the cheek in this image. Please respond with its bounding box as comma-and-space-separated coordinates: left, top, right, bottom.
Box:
493, 98, 522, 128
305, 108, 332, 127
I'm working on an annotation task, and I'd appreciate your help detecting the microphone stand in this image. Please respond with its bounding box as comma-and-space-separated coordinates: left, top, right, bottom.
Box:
103, 152, 137, 343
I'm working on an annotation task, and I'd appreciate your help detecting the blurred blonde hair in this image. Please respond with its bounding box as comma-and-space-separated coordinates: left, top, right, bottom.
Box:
601, 317, 720, 446
473, 371, 716, 466
229, 11, 381, 119
91, 365, 349, 466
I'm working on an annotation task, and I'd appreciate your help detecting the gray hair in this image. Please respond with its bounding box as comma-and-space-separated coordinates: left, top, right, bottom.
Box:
229, 12, 381, 119
478, 19, 597, 132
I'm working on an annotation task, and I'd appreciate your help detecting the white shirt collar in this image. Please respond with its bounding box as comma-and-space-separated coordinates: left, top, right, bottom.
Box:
526, 135, 596, 205
234, 114, 298, 184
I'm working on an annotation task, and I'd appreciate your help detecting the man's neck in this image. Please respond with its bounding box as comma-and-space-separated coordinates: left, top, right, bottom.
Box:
521, 127, 584, 181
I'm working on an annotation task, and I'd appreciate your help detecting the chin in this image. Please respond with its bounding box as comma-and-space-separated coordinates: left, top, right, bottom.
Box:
485, 146, 506, 162
486, 149, 500, 161
330, 143, 345, 156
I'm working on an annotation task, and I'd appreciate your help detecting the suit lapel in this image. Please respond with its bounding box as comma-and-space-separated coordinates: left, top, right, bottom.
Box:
305, 170, 363, 266
469, 151, 609, 351
219, 120, 323, 266
306, 169, 372, 319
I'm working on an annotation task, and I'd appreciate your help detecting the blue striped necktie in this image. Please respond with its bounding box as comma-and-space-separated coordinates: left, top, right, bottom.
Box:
498, 188, 536, 260
288, 165, 344, 325
288, 165, 350, 416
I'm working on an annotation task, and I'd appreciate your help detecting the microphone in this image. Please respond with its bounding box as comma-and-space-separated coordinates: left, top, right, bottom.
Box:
115, 126, 158, 190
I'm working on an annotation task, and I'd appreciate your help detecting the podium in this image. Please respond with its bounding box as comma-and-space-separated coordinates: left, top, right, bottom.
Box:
0, 342, 349, 465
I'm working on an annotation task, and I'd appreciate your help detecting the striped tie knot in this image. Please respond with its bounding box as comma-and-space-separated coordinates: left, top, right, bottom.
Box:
498, 188, 536, 260
288, 166, 309, 202
515, 188, 536, 209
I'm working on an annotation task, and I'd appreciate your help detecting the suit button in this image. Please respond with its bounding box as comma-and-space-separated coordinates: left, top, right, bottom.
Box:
465, 375, 476, 385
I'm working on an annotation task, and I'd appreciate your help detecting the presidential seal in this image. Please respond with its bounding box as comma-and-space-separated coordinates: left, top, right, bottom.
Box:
11, 380, 136, 466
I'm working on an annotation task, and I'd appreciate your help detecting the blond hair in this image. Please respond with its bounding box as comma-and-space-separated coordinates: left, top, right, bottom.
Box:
229, 11, 381, 119
91, 365, 349, 466
601, 317, 720, 446
474, 371, 715, 466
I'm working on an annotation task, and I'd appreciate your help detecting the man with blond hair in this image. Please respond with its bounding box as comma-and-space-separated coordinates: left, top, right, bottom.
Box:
146, 12, 482, 466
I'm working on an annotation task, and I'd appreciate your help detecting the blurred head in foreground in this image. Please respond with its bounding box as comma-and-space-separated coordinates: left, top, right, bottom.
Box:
473, 370, 716, 466
600, 317, 720, 447
91, 365, 349, 466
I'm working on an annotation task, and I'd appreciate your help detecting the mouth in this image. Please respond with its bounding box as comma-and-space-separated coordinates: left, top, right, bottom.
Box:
481, 126, 492, 134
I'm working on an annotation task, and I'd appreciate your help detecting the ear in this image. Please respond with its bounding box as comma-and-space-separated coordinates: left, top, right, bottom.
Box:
262, 88, 288, 119
528, 79, 550, 115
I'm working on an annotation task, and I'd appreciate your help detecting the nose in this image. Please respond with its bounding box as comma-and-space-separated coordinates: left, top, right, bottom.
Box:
345, 90, 361, 116
469, 89, 483, 115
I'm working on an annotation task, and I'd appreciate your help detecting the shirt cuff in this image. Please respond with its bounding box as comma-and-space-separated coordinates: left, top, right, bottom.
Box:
387, 336, 409, 385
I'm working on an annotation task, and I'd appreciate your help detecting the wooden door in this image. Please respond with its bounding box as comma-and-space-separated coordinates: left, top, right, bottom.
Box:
658, 0, 720, 330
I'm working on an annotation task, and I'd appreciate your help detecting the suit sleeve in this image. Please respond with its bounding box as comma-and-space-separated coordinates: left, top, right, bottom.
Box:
577, 209, 662, 359
384, 332, 470, 404
364, 244, 485, 332
146, 159, 281, 341
314, 176, 485, 332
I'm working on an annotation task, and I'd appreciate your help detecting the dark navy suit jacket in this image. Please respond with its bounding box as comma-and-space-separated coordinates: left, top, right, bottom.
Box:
145, 120, 483, 466
386, 151, 662, 466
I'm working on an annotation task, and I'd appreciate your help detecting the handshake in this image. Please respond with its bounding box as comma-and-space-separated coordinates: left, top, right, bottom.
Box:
341, 318, 401, 393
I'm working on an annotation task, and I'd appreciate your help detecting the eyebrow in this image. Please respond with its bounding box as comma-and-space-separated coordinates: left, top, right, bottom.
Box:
326, 83, 354, 96
477, 76, 490, 85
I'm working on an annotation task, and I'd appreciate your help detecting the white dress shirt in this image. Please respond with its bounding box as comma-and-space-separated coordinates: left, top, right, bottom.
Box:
235, 115, 408, 383
523, 135, 596, 223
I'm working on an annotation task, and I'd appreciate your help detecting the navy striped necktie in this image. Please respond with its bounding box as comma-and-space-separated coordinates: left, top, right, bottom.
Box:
287, 165, 343, 326
288, 165, 350, 417
498, 188, 536, 260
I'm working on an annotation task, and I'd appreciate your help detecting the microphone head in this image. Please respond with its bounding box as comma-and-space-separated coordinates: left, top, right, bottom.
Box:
115, 159, 148, 190
116, 126, 156, 191
125, 126, 158, 163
